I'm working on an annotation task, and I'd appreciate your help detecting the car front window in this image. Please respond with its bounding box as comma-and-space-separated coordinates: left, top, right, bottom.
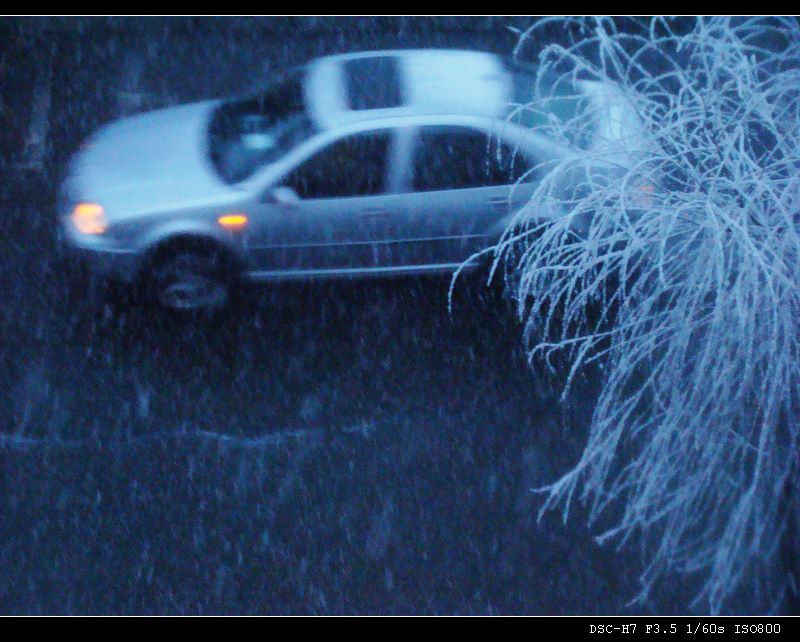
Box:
208, 70, 317, 184
280, 131, 392, 200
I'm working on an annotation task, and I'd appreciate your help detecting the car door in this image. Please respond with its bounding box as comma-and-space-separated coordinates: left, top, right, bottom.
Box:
398, 124, 537, 266
246, 128, 404, 275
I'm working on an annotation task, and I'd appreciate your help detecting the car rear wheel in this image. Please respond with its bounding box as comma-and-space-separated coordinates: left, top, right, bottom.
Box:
148, 249, 234, 313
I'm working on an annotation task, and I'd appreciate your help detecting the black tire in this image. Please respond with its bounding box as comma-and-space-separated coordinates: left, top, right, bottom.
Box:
145, 245, 237, 315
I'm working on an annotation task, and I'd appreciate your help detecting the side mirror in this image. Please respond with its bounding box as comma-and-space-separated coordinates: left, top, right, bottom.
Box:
265, 186, 301, 208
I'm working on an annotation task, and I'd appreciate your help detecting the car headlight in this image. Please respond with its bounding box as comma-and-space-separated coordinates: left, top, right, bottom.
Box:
70, 202, 108, 235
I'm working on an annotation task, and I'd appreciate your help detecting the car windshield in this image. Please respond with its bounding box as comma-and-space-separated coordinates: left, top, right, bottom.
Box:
208, 69, 317, 184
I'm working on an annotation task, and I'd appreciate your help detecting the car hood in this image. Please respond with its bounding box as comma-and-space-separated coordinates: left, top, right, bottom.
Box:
65, 100, 235, 220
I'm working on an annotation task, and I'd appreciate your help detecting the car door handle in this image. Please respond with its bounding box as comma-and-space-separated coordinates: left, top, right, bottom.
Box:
360, 208, 390, 218
487, 197, 509, 213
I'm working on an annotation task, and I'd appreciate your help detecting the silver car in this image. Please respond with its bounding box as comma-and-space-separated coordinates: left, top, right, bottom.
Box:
58, 49, 638, 311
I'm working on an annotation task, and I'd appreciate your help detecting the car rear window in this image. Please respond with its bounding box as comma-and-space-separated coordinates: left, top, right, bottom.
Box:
502, 60, 595, 148
508, 67, 581, 124
343, 56, 403, 110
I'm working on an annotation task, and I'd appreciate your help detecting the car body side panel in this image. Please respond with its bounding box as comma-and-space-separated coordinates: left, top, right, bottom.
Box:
395, 185, 513, 265
246, 193, 410, 272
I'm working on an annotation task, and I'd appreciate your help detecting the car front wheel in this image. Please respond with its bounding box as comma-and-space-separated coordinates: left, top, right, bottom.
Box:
147, 249, 234, 313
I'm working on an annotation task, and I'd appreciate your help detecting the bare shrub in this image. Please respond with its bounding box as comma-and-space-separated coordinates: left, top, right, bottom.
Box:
495, 17, 800, 612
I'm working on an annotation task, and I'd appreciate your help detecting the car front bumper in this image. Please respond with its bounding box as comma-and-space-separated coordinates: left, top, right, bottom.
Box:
57, 223, 140, 284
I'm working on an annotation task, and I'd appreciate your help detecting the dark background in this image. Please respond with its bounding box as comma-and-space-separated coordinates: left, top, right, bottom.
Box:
0, 16, 772, 614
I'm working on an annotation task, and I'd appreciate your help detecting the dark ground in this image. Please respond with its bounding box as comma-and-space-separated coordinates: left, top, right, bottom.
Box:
0, 16, 727, 614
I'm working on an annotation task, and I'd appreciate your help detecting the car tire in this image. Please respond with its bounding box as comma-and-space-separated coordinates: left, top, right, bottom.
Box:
146, 247, 236, 315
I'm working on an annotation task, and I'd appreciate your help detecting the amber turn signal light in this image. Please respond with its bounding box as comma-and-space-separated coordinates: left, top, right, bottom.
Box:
217, 213, 248, 231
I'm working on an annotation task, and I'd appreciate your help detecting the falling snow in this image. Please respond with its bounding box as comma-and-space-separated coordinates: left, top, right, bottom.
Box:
0, 16, 795, 615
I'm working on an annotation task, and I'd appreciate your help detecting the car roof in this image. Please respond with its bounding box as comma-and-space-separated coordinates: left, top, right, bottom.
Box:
304, 49, 513, 130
